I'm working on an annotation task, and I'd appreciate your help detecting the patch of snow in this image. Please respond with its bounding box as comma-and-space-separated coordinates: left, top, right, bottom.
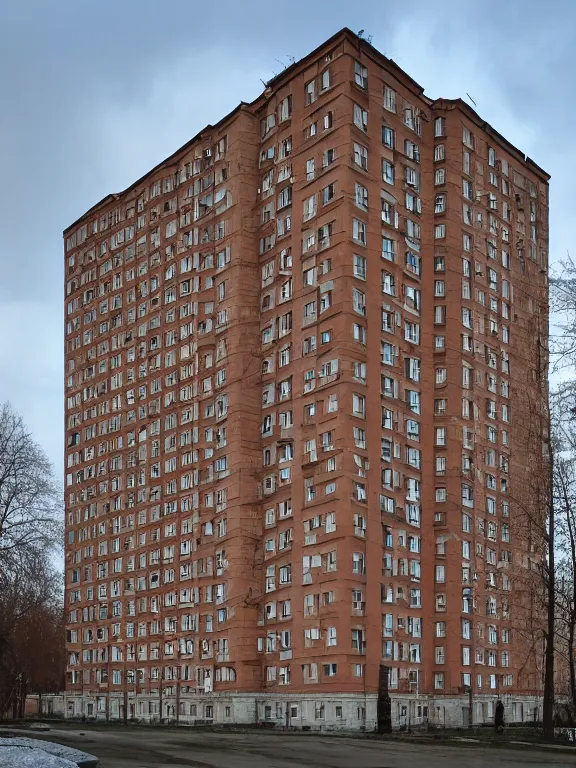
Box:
0, 745, 78, 767
0, 737, 98, 766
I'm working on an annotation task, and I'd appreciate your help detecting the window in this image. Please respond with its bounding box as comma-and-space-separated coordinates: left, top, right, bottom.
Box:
353, 323, 366, 344
406, 251, 420, 276
353, 394, 366, 418
323, 148, 336, 168
406, 390, 420, 414
382, 237, 395, 262
404, 321, 420, 344
322, 183, 335, 205
278, 186, 292, 210
462, 127, 474, 148
354, 104, 368, 132
405, 357, 420, 381
353, 427, 366, 450
382, 125, 394, 149
435, 195, 445, 214
382, 271, 395, 296
434, 398, 446, 416
354, 60, 368, 89
353, 254, 367, 280
305, 121, 317, 139
405, 167, 419, 189
326, 626, 337, 647
261, 114, 276, 138
434, 117, 445, 137
382, 161, 395, 185
351, 629, 366, 654
384, 86, 396, 112
434, 224, 446, 239
352, 552, 365, 574
278, 96, 291, 122
352, 218, 367, 246
352, 288, 366, 316
305, 158, 316, 181
303, 194, 317, 221
382, 309, 394, 333
351, 363, 366, 386
406, 419, 419, 441
406, 218, 420, 240
382, 343, 395, 366
305, 79, 316, 105
405, 139, 420, 162
435, 368, 447, 385
355, 183, 368, 211
353, 143, 368, 170
381, 199, 394, 226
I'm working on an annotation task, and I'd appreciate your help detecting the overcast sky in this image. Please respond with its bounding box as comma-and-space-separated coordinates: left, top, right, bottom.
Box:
0, 0, 570, 479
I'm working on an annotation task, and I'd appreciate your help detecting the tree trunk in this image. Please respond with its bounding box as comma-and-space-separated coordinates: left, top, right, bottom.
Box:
18, 678, 27, 719
569, 618, 576, 717
543, 441, 555, 740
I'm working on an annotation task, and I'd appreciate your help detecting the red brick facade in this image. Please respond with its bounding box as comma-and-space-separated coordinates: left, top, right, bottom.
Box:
64, 29, 549, 725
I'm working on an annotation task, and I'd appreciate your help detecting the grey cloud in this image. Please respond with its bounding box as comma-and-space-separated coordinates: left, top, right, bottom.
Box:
0, 0, 570, 477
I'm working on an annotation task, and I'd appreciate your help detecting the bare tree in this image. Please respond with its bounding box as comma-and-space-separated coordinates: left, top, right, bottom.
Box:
0, 557, 63, 716
550, 255, 576, 372
551, 450, 576, 706
0, 403, 63, 716
0, 403, 61, 566
545, 258, 576, 730
547, 385, 576, 726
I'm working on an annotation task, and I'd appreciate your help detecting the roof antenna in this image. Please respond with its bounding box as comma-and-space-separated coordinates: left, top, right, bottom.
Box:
357, 29, 373, 44
466, 93, 477, 107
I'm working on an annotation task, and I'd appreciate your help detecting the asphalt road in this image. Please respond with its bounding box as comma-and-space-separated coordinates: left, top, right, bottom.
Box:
18, 726, 576, 768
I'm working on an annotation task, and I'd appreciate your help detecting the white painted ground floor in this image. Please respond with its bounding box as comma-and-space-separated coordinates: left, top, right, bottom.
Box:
27, 691, 543, 730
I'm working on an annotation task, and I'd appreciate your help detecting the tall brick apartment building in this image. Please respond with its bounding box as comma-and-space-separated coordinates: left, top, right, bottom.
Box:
63, 28, 550, 729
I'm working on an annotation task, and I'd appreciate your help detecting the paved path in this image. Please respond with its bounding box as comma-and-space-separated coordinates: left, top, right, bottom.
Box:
19, 727, 576, 768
